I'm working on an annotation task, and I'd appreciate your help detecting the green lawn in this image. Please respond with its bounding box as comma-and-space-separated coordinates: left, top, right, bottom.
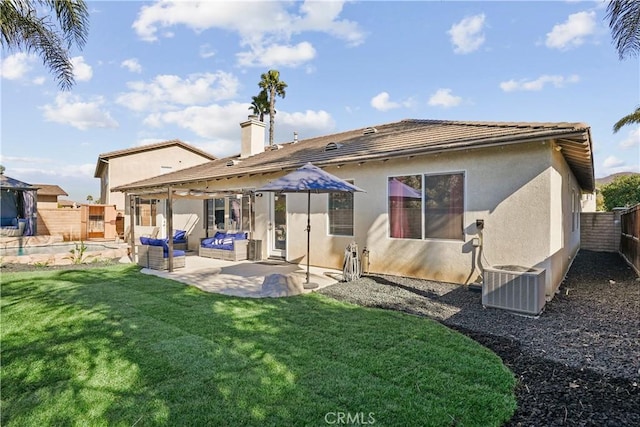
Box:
1, 265, 516, 426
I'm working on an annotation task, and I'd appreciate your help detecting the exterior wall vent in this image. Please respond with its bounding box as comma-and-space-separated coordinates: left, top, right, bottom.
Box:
324, 142, 343, 152
226, 159, 241, 166
482, 266, 546, 315
363, 127, 377, 135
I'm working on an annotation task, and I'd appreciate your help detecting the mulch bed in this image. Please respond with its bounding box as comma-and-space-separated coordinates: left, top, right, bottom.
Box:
319, 250, 640, 426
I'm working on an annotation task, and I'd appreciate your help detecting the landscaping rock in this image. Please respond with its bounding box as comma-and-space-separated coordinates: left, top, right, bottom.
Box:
261, 273, 304, 297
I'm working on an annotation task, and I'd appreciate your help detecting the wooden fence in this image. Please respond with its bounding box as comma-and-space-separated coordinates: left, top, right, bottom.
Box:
620, 204, 640, 274
580, 212, 621, 252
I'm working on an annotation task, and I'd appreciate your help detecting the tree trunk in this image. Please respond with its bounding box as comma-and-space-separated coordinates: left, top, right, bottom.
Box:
269, 87, 276, 146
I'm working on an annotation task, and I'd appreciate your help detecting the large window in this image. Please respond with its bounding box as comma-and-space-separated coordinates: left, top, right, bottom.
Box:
135, 197, 157, 226
329, 181, 354, 236
388, 172, 465, 240
205, 195, 253, 232
388, 175, 422, 239
424, 173, 464, 240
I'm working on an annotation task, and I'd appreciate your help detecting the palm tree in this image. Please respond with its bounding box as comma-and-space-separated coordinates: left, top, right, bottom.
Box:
613, 106, 640, 133
1, 0, 89, 90
248, 89, 270, 122
606, 1, 640, 132
258, 69, 287, 147
606, 0, 640, 60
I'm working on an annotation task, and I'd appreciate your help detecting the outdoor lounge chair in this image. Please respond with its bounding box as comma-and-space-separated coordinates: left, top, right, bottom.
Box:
137, 237, 186, 270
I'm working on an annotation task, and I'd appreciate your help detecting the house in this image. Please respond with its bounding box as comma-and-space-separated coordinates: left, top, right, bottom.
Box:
114, 117, 594, 298
34, 184, 68, 209
94, 139, 217, 237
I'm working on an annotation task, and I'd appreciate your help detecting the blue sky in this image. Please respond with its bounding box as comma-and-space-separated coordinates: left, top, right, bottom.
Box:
1, 0, 638, 203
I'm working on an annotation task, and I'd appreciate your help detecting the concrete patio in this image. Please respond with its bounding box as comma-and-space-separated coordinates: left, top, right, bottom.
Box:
139, 254, 344, 298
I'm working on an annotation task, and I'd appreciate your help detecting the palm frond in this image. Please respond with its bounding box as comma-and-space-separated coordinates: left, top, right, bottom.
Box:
606, 0, 640, 59
1, 0, 88, 90
613, 106, 640, 133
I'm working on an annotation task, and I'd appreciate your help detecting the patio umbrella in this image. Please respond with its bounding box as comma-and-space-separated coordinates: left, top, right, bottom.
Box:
257, 163, 365, 287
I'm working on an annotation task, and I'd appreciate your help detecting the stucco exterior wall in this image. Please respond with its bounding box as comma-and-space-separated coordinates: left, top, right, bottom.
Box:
545, 145, 582, 295
137, 139, 583, 296
106, 146, 212, 210
274, 142, 556, 290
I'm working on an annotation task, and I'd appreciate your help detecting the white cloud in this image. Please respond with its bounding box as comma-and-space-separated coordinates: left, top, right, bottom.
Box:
603, 155, 625, 168
41, 93, 118, 130
121, 58, 142, 73
143, 102, 250, 141
132, 1, 365, 67
116, 71, 240, 112
370, 92, 414, 112
199, 44, 216, 59
143, 102, 335, 156
70, 56, 93, 81
0, 52, 37, 80
619, 127, 640, 149
32, 76, 46, 85
236, 42, 316, 68
428, 88, 462, 108
448, 14, 486, 54
500, 74, 580, 92
278, 109, 335, 135
545, 11, 596, 50
371, 92, 400, 111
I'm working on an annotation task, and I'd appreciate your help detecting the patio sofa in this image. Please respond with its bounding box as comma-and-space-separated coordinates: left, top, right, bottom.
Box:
199, 231, 248, 261
137, 237, 186, 270
172, 229, 188, 251
0, 217, 26, 237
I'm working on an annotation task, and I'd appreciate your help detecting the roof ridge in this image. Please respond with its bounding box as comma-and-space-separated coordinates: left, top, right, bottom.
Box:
98, 139, 216, 160
403, 118, 587, 129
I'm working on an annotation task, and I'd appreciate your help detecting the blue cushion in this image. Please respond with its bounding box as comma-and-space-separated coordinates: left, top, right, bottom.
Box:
202, 237, 215, 246
1, 217, 15, 227
202, 243, 234, 250
163, 250, 185, 258
214, 231, 226, 239
173, 230, 186, 240
140, 236, 150, 245
147, 238, 166, 247
222, 237, 233, 245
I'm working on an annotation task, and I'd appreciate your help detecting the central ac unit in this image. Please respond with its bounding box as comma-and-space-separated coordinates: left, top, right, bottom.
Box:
482, 266, 546, 315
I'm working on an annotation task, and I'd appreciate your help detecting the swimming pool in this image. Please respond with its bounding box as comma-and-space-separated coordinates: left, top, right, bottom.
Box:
0, 242, 123, 257
0, 241, 130, 265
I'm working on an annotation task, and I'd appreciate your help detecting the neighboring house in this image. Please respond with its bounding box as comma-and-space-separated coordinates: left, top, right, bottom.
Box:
94, 139, 216, 236
581, 192, 597, 212
114, 117, 594, 298
34, 184, 68, 209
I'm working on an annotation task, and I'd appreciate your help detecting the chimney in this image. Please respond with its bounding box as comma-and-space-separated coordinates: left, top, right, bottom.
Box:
240, 115, 266, 159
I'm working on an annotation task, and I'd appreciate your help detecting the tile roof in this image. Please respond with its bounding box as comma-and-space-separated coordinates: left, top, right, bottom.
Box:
34, 184, 68, 196
113, 119, 595, 193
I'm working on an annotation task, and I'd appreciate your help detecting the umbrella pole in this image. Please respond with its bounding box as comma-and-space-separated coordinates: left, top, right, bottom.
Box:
306, 190, 311, 284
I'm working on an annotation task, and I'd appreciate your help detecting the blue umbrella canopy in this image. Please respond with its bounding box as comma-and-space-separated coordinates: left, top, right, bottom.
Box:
257, 163, 365, 287
257, 163, 365, 193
